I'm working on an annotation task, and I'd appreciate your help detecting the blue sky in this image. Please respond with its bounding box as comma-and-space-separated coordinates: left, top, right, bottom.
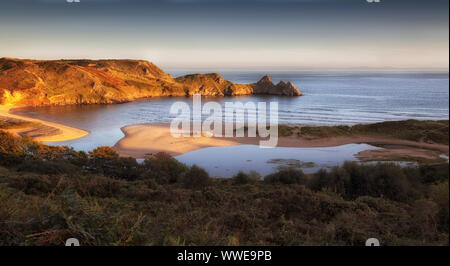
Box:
0, 0, 448, 70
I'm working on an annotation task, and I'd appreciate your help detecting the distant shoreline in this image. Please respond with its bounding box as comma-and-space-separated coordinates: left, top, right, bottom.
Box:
0, 105, 89, 142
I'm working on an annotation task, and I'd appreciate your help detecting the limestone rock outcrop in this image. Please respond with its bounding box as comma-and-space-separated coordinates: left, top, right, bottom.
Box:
251, 75, 302, 96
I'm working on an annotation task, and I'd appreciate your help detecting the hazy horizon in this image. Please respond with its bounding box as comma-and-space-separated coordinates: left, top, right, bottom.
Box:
2, 56, 448, 72
0, 0, 448, 70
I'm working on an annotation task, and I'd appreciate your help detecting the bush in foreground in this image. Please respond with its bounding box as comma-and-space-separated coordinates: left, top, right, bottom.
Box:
182, 164, 210, 189
307, 162, 441, 202
264, 168, 307, 185
141, 152, 189, 184
233, 171, 260, 184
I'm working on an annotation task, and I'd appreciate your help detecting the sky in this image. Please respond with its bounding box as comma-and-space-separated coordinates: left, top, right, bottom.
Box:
0, 0, 448, 70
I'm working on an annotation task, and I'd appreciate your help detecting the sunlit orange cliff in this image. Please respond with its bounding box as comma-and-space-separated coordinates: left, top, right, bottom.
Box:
0, 58, 302, 106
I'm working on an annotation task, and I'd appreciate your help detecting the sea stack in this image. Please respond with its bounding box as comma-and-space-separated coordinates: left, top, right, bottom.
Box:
252, 75, 302, 96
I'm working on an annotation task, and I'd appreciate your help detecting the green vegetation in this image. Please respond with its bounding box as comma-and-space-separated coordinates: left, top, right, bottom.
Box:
278, 124, 297, 137
232, 171, 260, 185
300, 125, 351, 139
182, 165, 210, 189
281, 120, 449, 145
351, 120, 449, 144
264, 168, 308, 185
0, 130, 448, 245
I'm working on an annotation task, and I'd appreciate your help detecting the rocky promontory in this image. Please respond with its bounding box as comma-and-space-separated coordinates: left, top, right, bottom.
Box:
252, 75, 301, 96
0, 58, 302, 106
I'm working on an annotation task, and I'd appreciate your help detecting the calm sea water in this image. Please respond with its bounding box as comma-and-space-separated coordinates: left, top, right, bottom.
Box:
13, 71, 449, 151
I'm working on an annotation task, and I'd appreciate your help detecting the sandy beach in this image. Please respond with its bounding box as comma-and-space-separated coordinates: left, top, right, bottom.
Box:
113, 123, 449, 160
0, 105, 89, 142
2, 105, 447, 163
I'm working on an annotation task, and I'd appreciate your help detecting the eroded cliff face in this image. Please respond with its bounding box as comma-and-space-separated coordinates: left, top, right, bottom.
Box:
0, 58, 301, 106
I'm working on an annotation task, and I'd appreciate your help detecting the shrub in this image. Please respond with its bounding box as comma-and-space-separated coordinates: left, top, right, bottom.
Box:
419, 163, 449, 184
410, 199, 440, 239
429, 181, 449, 232
141, 152, 188, 184
370, 163, 411, 202
69, 150, 89, 167
16, 159, 80, 175
308, 162, 426, 202
233, 171, 260, 184
73, 175, 124, 198
0, 131, 26, 166
4, 173, 57, 195
113, 157, 141, 180
25, 143, 74, 161
87, 147, 140, 180
308, 169, 331, 191
182, 165, 210, 189
89, 146, 119, 160
264, 168, 307, 185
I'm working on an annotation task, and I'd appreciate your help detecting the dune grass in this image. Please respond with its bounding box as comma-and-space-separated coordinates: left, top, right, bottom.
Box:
278, 120, 449, 145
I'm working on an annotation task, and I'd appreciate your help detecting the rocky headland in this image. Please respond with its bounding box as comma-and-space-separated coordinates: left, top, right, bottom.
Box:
0, 58, 302, 106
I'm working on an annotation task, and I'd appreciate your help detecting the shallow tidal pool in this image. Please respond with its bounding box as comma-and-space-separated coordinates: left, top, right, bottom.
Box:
175, 143, 381, 177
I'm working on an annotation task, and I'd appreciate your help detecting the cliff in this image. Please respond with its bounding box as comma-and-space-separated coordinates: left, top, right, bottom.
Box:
0, 58, 302, 106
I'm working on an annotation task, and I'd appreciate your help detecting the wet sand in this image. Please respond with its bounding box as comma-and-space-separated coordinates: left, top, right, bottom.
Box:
0, 105, 89, 142
113, 123, 449, 160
